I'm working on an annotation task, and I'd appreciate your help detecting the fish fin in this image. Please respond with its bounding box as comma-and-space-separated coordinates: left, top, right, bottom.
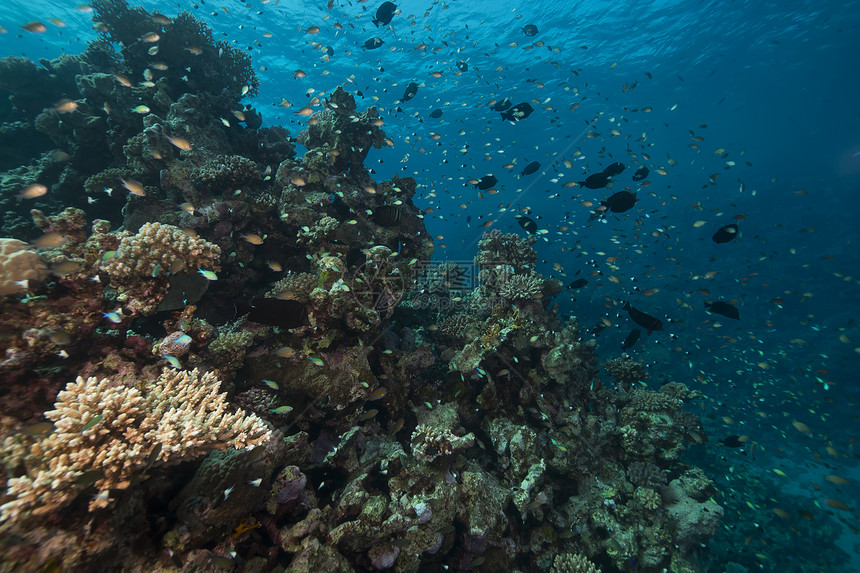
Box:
623, 301, 631, 311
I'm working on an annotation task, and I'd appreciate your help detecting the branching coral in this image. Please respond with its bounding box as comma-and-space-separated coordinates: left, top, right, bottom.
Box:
551, 552, 602, 573
498, 273, 543, 302
1, 368, 271, 522
410, 424, 474, 462
101, 222, 220, 283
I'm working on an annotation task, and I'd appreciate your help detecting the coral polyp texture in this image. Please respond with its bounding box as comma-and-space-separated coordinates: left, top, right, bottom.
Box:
1, 368, 270, 522
0, 1, 727, 571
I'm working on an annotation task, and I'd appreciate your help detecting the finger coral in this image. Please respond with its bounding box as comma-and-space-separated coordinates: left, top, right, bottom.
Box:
0, 368, 271, 522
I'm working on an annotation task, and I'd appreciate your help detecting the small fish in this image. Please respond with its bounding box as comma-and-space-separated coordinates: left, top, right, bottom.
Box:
358, 409, 379, 421
500, 102, 534, 122
274, 346, 296, 358
579, 172, 610, 189
241, 233, 264, 245
520, 161, 541, 177
372, 1, 397, 27
792, 420, 812, 434
263, 379, 279, 390
22, 422, 54, 436
623, 302, 663, 334
472, 175, 498, 190
164, 355, 182, 368
712, 223, 739, 244
705, 301, 740, 320
521, 24, 538, 36
517, 216, 538, 234
621, 328, 641, 350
53, 99, 78, 113
166, 136, 191, 150
368, 387, 388, 400
223, 485, 235, 500
363, 37, 384, 50
18, 184, 48, 199
632, 166, 650, 181
309, 356, 325, 366
568, 278, 588, 290
602, 162, 625, 176
131, 105, 151, 114
429, 109, 443, 118
270, 405, 293, 414
120, 177, 146, 196
103, 311, 123, 323
248, 478, 263, 487
197, 269, 218, 280
81, 413, 105, 432
401, 82, 419, 101
21, 21, 47, 33
32, 232, 66, 248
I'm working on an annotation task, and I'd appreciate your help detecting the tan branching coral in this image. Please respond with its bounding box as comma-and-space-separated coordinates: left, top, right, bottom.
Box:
101, 222, 220, 281
0, 239, 48, 295
551, 552, 602, 573
0, 368, 270, 522
267, 271, 318, 303
498, 273, 543, 301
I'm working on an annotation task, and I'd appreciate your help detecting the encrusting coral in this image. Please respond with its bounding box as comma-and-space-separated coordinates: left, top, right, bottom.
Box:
0, 368, 271, 522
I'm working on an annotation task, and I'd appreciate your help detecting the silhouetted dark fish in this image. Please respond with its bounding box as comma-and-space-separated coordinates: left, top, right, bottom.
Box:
622, 328, 641, 350
712, 223, 739, 244
248, 298, 307, 328
623, 302, 663, 334
568, 278, 588, 289
602, 191, 637, 213
520, 161, 540, 176
456, 60, 468, 72
372, 205, 402, 226
517, 216, 538, 234
429, 109, 443, 118
473, 175, 498, 190
522, 24, 538, 36
705, 301, 740, 320
401, 82, 419, 101
580, 172, 610, 189
632, 166, 649, 181
363, 37, 384, 50
324, 46, 335, 57
372, 1, 397, 27
720, 435, 744, 448
500, 102, 533, 122
603, 162, 625, 176
490, 98, 512, 112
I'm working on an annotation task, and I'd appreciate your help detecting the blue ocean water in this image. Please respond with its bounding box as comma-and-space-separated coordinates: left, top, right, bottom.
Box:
1, 0, 859, 570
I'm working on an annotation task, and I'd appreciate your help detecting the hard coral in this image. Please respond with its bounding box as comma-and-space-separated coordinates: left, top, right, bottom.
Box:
0, 368, 271, 523
102, 221, 220, 280
0, 239, 49, 295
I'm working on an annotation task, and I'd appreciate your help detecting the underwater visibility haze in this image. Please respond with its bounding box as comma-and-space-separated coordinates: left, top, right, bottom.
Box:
0, 0, 858, 571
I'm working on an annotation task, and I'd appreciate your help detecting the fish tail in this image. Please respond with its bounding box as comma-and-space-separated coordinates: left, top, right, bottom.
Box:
623, 302, 631, 311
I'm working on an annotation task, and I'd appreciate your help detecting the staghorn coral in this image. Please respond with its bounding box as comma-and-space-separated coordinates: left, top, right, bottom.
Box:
101, 222, 220, 281
551, 552, 602, 573
498, 273, 544, 302
0, 239, 49, 295
0, 368, 271, 522
267, 271, 318, 303
438, 313, 472, 341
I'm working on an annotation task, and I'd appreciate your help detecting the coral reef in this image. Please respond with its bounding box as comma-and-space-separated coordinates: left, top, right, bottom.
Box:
0, 2, 723, 571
